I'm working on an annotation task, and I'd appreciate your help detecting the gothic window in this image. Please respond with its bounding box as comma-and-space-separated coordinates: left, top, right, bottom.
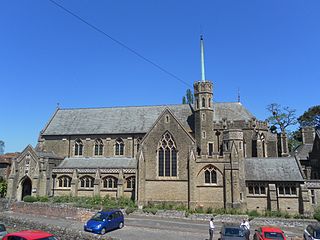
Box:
277, 184, 297, 196
311, 190, 316, 204
103, 176, 118, 189
202, 97, 206, 107
208, 98, 211, 108
204, 166, 217, 184
208, 143, 213, 156
115, 138, 124, 156
252, 140, 257, 157
196, 98, 199, 109
158, 132, 177, 177
79, 176, 94, 188
94, 139, 104, 156
75, 139, 83, 156
136, 138, 142, 152
261, 134, 266, 157
247, 183, 266, 195
58, 175, 71, 188
126, 176, 135, 189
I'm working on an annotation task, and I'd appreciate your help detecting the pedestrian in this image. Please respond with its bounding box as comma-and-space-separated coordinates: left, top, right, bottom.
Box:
209, 217, 215, 240
240, 219, 250, 240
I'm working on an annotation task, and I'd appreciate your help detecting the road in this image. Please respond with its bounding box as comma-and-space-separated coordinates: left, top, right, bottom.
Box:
2, 212, 306, 240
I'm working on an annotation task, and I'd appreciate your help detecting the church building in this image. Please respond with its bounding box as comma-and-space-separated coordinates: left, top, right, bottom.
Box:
6, 37, 312, 215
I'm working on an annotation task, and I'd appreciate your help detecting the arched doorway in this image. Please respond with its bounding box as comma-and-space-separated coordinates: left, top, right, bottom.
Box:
21, 177, 32, 200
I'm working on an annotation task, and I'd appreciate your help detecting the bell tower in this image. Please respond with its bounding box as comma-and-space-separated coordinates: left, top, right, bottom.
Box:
194, 36, 214, 155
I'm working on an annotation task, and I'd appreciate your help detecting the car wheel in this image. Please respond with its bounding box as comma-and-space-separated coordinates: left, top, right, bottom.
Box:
118, 222, 124, 229
100, 228, 106, 235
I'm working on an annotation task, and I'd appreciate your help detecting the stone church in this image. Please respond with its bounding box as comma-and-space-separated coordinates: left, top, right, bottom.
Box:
6, 38, 313, 215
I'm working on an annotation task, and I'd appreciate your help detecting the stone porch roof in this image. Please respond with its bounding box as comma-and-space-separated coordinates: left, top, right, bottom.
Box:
55, 157, 137, 169
42, 102, 254, 136
245, 157, 304, 182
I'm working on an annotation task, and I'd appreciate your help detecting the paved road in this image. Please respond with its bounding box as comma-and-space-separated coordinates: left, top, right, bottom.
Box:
2, 212, 306, 240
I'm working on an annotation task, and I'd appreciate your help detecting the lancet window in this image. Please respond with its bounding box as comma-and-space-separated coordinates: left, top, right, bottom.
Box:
115, 138, 124, 156
94, 139, 104, 156
79, 176, 94, 188
74, 139, 83, 156
58, 175, 71, 188
103, 176, 118, 189
204, 166, 217, 184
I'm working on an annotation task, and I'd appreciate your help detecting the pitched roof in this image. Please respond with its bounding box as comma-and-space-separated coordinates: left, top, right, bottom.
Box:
293, 144, 313, 161
244, 157, 304, 182
55, 157, 137, 169
42, 103, 254, 136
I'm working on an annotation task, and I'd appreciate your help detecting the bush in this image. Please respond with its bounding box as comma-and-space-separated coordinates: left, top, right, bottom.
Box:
23, 195, 37, 203
0, 179, 7, 198
36, 196, 49, 202
314, 207, 320, 221
247, 210, 260, 217
142, 207, 157, 215
206, 207, 213, 214
125, 207, 136, 215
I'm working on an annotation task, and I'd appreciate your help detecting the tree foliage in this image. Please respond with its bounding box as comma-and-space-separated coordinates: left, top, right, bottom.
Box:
182, 89, 194, 104
266, 103, 297, 133
0, 178, 7, 198
298, 105, 320, 128
0, 140, 4, 155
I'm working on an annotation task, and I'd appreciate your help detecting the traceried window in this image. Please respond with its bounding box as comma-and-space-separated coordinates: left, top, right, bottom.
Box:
277, 184, 297, 196
204, 166, 217, 184
126, 176, 135, 189
94, 139, 104, 156
103, 176, 118, 189
115, 138, 124, 156
158, 132, 177, 177
247, 183, 266, 195
79, 176, 94, 188
58, 175, 71, 188
136, 138, 142, 152
75, 139, 83, 156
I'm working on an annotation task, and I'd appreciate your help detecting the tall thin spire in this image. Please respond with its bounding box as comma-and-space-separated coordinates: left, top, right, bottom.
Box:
200, 35, 206, 81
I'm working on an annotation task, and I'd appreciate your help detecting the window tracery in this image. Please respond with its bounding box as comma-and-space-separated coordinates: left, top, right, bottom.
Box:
158, 132, 177, 177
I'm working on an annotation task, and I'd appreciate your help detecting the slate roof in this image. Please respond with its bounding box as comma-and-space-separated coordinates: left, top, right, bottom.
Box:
293, 144, 313, 161
42, 103, 254, 136
55, 157, 137, 169
35, 151, 63, 159
244, 157, 304, 182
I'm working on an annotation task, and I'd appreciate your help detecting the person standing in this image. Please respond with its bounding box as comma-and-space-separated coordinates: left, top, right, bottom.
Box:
209, 217, 215, 240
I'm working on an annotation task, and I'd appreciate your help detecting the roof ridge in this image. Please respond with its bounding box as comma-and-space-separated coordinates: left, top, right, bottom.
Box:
58, 103, 189, 111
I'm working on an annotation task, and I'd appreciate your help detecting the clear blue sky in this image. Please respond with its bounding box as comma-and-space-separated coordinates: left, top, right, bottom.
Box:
1, 0, 319, 153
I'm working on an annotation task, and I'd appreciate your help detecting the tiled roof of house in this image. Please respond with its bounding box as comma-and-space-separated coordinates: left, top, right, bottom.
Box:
42, 102, 254, 135
293, 144, 313, 161
55, 157, 137, 169
245, 157, 304, 182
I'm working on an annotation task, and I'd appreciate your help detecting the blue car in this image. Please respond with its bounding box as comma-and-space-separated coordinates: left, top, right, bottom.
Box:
84, 209, 124, 235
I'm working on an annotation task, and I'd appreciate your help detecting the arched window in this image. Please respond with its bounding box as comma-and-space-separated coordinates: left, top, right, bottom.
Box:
79, 176, 94, 188
196, 98, 199, 109
208, 98, 211, 108
158, 132, 177, 177
126, 176, 135, 189
75, 139, 83, 156
103, 176, 118, 189
204, 166, 217, 184
136, 138, 142, 152
115, 138, 124, 156
261, 134, 266, 157
202, 97, 206, 107
94, 139, 104, 156
58, 175, 72, 188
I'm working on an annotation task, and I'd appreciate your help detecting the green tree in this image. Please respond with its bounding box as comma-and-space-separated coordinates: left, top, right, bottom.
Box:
182, 89, 194, 104
266, 103, 297, 133
0, 178, 7, 198
298, 105, 320, 128
0, 140, 4, 155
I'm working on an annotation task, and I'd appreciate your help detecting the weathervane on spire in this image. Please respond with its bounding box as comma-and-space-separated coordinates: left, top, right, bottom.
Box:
200, 35, 206, 81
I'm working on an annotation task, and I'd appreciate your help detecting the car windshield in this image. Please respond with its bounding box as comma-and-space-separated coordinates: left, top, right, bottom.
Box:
264, 232, 284, 240
91, 212, 105, 221
37, 237, 58, 240
224, 228, 244, 237
0, 224, 6, 231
